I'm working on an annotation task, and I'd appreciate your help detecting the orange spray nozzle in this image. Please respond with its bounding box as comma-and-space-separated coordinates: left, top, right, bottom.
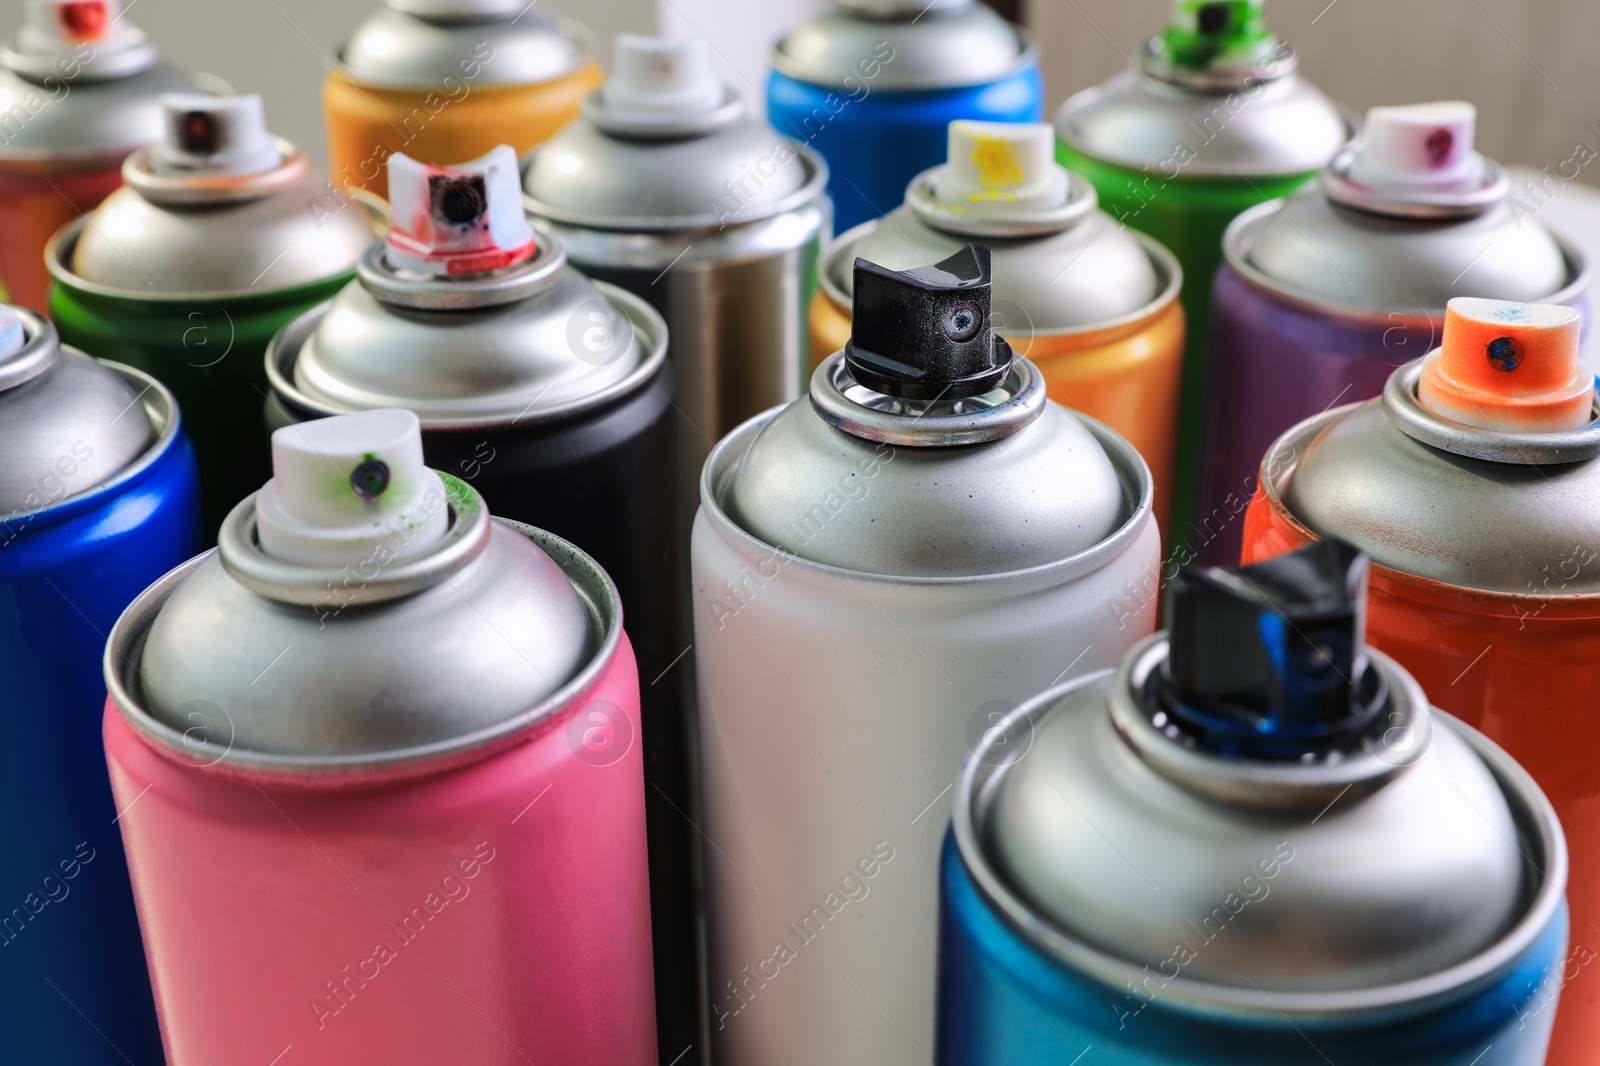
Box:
1417, 298, 1592, 433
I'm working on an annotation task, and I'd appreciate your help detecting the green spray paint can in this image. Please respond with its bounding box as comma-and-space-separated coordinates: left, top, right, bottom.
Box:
1055, 0, 1348, 557
47, 92, 376, 535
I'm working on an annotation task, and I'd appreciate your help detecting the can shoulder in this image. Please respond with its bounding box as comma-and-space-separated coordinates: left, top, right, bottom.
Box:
770, 4, 1032, 91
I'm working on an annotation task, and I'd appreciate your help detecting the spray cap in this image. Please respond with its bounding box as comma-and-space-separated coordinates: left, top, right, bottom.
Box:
833, 0, 971, 17
384, 0, 524, 17
1416, 298, 1592, 433
602, 35, 723, 119
16, 0, 133, 54
254, 409, 449, 568
147, 94, 284, 177
386, 146, 535, 277
931, 121, 1069, 214
846, 244, 1012, 401
1154, 539, 1384, 759
1158, 0, 1276, 70
0, 307, 25, 363
1345, 101, 1486, 191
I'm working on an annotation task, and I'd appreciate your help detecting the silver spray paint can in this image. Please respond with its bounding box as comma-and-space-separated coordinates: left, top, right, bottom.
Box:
692, 244, 1160, 1064
524, 34, 829, 463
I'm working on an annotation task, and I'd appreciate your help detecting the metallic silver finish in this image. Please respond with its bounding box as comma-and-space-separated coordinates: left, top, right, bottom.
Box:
771, 2, 1035, 91
1264, 368, 1600, 595
524, 100, 822, 231
0, 311, 155, 514
0, 61, 198, 163
269, 242, 667, 428
809, 351, 1045, 446
1055, 67, 1349, 177
352, 234, 565, 310
581, 82, 745, 140
1321, 146, 1512, 220
721, 355, 1126, 576
1383, 359, 1600, 465
1228, 186, 1580, 314
903, 164, 1099, 240
58, 147, 375, 297
107, 480, 619, 774
693, 398, 1160, 1066
960, 641, 1564, 1016
335, 4, 594, 89
524, 100, 828, 448
823, 191, 1163, 333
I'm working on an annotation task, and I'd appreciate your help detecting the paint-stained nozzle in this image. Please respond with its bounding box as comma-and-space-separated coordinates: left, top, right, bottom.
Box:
932, 121, 1069, 215
149, 94, 284, 177
1418, 298, 1592, 432
1159, 0, 1275, 70
386, 146, 536, 277
1154, 539, 1383, 758
254, 409, 449, 567
1346, 101, 1486, 191
846, 245, 1012, 401
603, 35, 723, 119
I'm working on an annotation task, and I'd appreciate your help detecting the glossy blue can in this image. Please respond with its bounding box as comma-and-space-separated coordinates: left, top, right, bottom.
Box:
0, 311, 201, 1066
936, 544, 1571, 1066
767, 0, 1042, 232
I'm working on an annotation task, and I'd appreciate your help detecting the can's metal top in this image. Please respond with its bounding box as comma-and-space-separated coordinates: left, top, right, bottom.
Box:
822, 122, 1164, 332
718, 248, 1139, 577
1055, 66, 1347, 178
966, 544, 1551, 1004
1277, 302, 1600, 595
1229, 102, 1579, 312
0, 1, 200, 163
277, 147, 663, 426
59, 95, 374, 296
113, 410, 611, 773
335, 0, 594, 90
770, 0, 1035, 92
0, 306, 153, 516
524, 35, 824, 232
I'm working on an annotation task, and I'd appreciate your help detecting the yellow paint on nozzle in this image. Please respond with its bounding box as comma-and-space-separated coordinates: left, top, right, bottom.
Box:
933, 121, 1068, 211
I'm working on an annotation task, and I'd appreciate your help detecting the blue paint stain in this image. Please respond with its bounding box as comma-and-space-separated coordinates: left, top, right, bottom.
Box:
1487, 335, 1523, 372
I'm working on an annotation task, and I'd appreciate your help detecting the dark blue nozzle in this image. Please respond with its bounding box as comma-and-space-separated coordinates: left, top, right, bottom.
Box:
1150, 539, 1385, 760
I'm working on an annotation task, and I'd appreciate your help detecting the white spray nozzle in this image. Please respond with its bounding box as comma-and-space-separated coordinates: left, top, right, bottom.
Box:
384, 0, 524, 17
386, 146, 535, 277
149, 94, 284, 177
933, 121, 1069, 213
603, 35, 723, 118
18, 0, 133, 53
1347, 101, 1487, 191
0, 307, 25, 361
255, 409, 449, 568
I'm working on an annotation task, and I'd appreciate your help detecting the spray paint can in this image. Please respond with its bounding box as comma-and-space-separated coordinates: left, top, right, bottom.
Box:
265, 146, 695, 1063
104, 408, 656, 1065
939, 539, 1568, 1064
47, 93, 376, 535
0, 306, 200, 1065
694, 244, 1159, 1064
768, 0, 1041, 234
811, 120, 1184, 524
1243, 298, 1600, 1064
325, 0, 601, 197
524, 33, 829, 469
1055, 0, 1348, 550
1198, 101, 1588, 566
0, 0, 201, 312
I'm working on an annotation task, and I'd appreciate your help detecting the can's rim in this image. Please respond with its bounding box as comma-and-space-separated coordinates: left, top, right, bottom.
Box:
1221, 198, 1594, 322
329, 14, 598, 92
1383, 358, 1600, 465
1258, 405, 1600, 604
122, 137, 310, 206
264, 279, 670, 430
103, 515, 625, 778
698, 399, 1155, 589
46, 214, 358, 303
522, 138, 831, 233
356, 232, 566, 310
817, 222, 1185, 342
768, 21, 1038, 92
952, 653, 1569, 1021
904, 166, 1099, 239
809, 350, 1047, 446
1320, 147, 1511, 220
0, 353, 183, 532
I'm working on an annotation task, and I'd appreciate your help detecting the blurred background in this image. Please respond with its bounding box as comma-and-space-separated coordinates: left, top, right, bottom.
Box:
79, 0, 1600, 186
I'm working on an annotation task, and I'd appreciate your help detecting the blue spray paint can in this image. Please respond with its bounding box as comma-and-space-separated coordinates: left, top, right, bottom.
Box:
938, 539, 1569, 1065
0, 306, 200, 1065
767, 0, 1042, 233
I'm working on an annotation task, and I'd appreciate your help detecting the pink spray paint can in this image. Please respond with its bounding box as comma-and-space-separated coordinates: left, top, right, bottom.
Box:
102, 408, 657, 1065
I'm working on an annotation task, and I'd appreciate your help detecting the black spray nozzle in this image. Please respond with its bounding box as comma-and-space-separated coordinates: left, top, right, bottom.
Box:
1150, 539, 1385, 759
845, 244, 1014, 401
